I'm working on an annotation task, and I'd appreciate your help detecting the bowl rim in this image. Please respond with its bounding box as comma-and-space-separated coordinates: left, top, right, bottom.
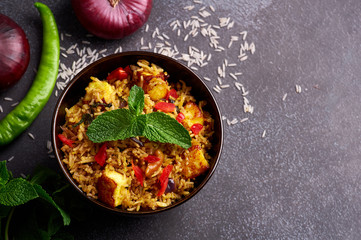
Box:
52, 51, 223, 215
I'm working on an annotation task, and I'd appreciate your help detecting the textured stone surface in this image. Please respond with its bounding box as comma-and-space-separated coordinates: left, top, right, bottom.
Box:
1, 0, 361, 239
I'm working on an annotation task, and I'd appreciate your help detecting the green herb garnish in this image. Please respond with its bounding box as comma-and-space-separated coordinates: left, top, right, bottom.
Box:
90, 102, 113, 108
73, 113, 93, 128
86, 86, 192, 149
0, 161, 72, 239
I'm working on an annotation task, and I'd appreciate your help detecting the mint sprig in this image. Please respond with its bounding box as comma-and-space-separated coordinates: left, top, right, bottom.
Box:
0, 161, 70, 226
87, 85, 192, 149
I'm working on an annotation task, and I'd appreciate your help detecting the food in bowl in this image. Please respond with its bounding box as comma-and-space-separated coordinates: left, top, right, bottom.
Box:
57, 59, 215, 211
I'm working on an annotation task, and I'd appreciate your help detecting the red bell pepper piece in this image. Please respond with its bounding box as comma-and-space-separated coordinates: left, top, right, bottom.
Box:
191, 123, 203, 135
157, 165, 173, 196
94, 143, 107, 167
144, 155, 160, 163
106, 67, 128, 81
154, 102, 175, 113
176, 112, 185, 123
165, 89, 179, 100
132, 162, 144, 187
58, 134, 75, 148
124, 65, 132, 76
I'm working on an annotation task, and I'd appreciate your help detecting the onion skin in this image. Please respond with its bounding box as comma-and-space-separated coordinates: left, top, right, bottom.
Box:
0, 14, 30, 91
71, 0, 152, 39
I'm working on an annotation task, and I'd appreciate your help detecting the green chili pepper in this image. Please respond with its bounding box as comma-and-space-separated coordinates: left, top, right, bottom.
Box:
0, 2, 59, 146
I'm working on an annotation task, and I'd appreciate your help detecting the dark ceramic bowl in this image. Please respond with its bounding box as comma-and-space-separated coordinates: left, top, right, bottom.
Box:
52, 51, 223, 215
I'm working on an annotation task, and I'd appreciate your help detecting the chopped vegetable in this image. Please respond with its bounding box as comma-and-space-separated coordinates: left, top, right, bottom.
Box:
94, 143, 107, 166
191, 123, 203, 135
154, 102, 175, 113
176, 112, 185, 123
165, 178, 176, 194
132, 162, 145, 186
124, 65, 132, 76
157, 165, 173, 196
106, 67, 128, 82
166, 89, 178, 100
145, 149, 164, 177
130, 137, 144, 147
58, 134, 75, 148
144, 155, 160, 163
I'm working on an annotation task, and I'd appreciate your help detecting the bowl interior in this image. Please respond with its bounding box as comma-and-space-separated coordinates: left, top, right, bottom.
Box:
52, 51, 223, 215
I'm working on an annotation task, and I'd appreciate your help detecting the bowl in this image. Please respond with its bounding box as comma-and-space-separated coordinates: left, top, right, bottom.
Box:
52, 51, 223, 215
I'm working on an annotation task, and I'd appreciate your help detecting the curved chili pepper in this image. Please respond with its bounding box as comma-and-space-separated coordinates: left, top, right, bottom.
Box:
0, 2, 59, 146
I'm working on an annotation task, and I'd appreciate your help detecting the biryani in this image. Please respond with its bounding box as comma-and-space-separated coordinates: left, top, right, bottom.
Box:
58, 60, 214, 211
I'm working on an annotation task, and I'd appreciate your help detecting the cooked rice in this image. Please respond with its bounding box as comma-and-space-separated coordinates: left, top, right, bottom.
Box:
59, 60, 214, 211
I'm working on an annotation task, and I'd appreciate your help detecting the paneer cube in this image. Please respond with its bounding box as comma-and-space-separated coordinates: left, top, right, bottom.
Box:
182, 102, 204, 128
84, 77, 115, 104
182, 145, 209, 179
96, 169, 130, 207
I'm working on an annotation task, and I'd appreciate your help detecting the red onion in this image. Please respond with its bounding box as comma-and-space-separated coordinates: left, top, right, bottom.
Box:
0, 14, 30, 91
71, 0, 152, 39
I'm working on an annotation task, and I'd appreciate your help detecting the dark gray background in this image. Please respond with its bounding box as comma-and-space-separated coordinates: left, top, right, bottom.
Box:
1, 0, 361, 239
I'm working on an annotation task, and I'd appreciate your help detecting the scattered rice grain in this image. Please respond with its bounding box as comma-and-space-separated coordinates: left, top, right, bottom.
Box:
240, 118, 249, 123
262, 130, 266, 138
28, 132, 35, 140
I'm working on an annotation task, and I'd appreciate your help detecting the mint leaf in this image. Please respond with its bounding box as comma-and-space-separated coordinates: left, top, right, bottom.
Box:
143, 112, 192, 149
33, 184, 71, 226
0, 161, 10, 186
30, 166, 58, 185
86, 85, 192, 148
128, 85, 144, 116
0, 178, 38, 206
87, 109, 145, 142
